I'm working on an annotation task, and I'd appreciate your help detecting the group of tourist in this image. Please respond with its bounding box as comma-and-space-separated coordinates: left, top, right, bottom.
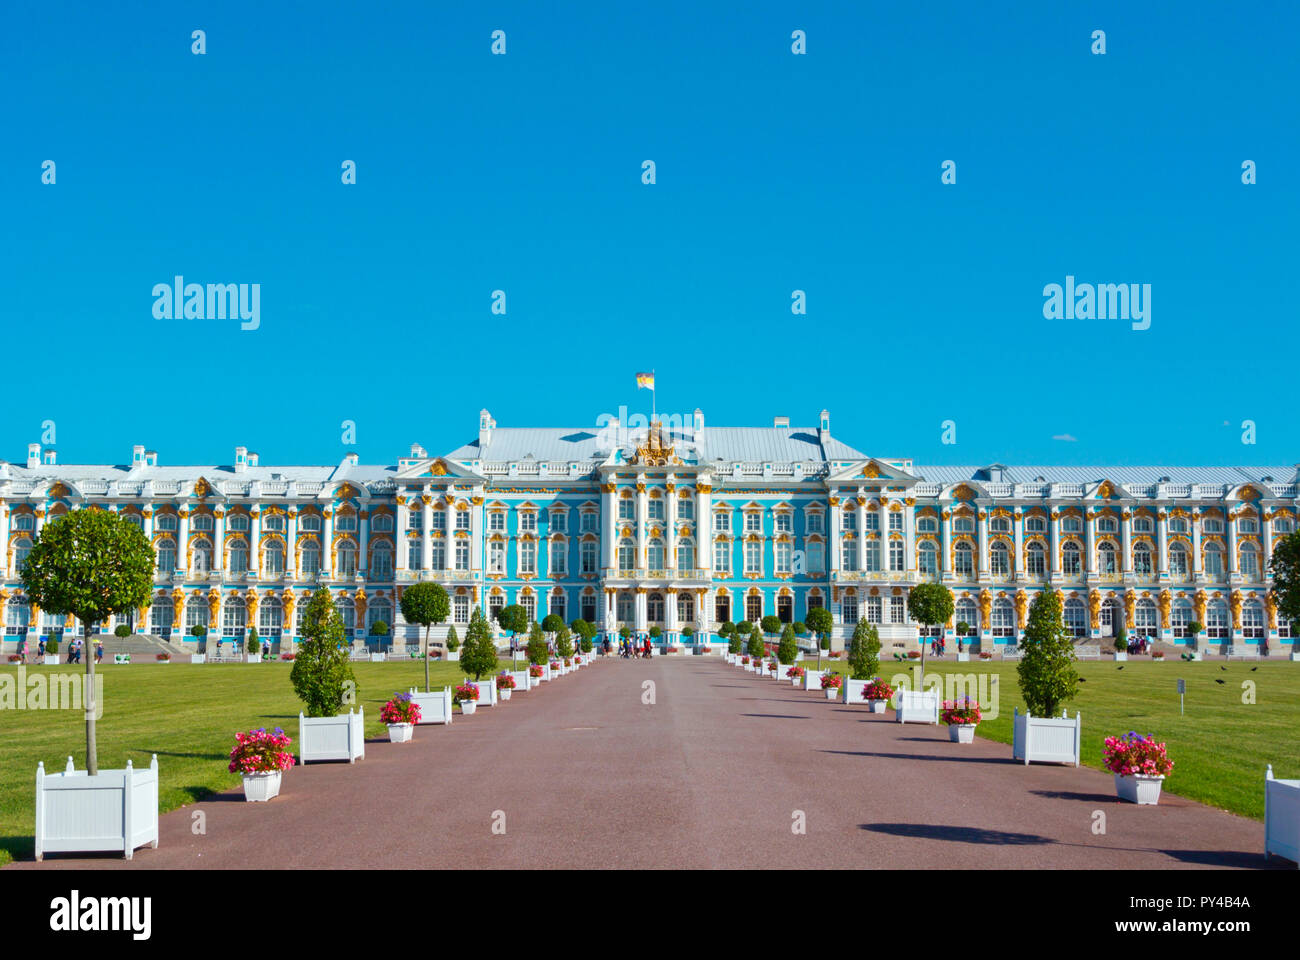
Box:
13, 636, 104, 664
618, 637, 653, 659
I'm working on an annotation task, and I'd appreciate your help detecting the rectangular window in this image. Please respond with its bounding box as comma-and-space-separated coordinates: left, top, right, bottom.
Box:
714, 513, 730, 533
519, 512, 536, 533
455, 510, 470, 531
842, 541, 858, 571
842, 512, 857, 531
806, 512, 823, 534
745, 541, 762, 574
775, 513, 792, 533
550, 542, 567, 575
714, 544, 731, 574
888, 512, 903, 532
890, 596, 905, 624
489, 512, 505, 531
408, 540, 422, 570
678, 498, 693, 520
519, 540, 536, 575
648, 499, 665, 521
551, 511, 567, 533
431, 542, 446, 570
618, 498, 635, 521
807, 542, 824, 573
455, 541, 470, 571
745, 513, 762, 532
580, 512, 597, 533
431, 510, 446, 531
489, 541, 506, 574
580, 541, 598, 574
864, 512, 879, 532
889, 540, 904, 572
775, 542, 792, 573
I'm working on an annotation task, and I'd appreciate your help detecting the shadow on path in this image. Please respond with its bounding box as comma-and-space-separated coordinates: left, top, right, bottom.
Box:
824, 749, 1008, 764
742, 714, 810, 720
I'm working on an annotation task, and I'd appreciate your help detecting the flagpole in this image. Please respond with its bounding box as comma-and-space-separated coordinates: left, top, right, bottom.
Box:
652, 368, 656, 425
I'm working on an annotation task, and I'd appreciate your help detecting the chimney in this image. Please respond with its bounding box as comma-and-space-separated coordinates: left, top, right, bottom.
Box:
478, 408, 494, 447
27, 443, 40, 469
819, 409, 830, 436
43, 448, 57, 466
693, 408, 705, 435
133, 444, 146, 466
773, 416, 789, 428
343, 453, 359, 467
234, 446, 248, 473
248, 452, 259, 466
145, 450, 158, 467
410, 443, 426, 459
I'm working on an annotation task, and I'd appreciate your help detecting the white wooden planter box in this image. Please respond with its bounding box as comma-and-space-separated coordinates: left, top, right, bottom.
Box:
1113, 651, 1127, 661
1291, 652, 1300, 662
190, 654, 206, 664
298, 708, 366, 764
467, 678, 499, 706
43, 655, 60, 665
245, 654, 262, 663
1265, 765, 1300, 865
508, 670, 531, 691
113, 654, 131, 665
445, 651, 460, 661
408, 687, 454, 725
370, 653, 385, 663
895, 689, 940, 724
803, 669, 828, 691
1012, 709, 1081, 766
956, 652, 970, 662
841, 678, 872, 704
35, 755, 159, 861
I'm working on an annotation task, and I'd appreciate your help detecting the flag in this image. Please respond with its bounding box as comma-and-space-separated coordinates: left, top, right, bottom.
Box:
636, 371, 654, 390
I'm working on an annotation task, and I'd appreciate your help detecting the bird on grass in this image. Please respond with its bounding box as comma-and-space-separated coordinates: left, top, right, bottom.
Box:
1251, 666, 1258, 672
1116, 666, 1124, 671
1078, 678, 1087, 683
1215, 678, 1226, 685
1220, 665, 1227, 671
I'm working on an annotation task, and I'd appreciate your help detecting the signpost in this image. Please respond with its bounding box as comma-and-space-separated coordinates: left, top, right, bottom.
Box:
1177, 678, 1186, 715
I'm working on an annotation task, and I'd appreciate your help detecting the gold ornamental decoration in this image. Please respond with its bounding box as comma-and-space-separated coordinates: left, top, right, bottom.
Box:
861, 463, 881, 479
627, 421, 679, 466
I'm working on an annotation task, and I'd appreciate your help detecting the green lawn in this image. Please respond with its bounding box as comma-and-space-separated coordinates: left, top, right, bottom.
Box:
0, 657, 529, 866
806, 656, 1299, 822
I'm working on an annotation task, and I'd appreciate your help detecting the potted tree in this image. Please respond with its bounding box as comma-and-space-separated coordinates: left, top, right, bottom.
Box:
228, 727, 295, 801
648, 625, 662, 654
527, 621, 551, 679
445, 625, 460, 660
114, 624, 131, 639
1014, 587, 1082, 765
497, 604, 529, 666
681, 626, 696, 653
290, 588, 364, 764
955, 621, 971, 661
907, 582, 954, 689
400, 581, 450, 692
846, 619, 882, 703
1114, 626, 1129, 660
191, 623, 207, 654
380, 693, 421, 742
23, 509, 159, 859
556, 624, 576, 667
246, 625, 260, 662
1103, 732, 1173, 804
1184, 620, 1203, 660
745, 625, 765, 670
461, 607, 499, 681
369, 619, 389, 661
941, 697, 983, 743
805, 607, 833, 669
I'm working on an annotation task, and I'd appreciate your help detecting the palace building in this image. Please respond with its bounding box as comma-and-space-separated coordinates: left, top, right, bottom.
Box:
1, 408, 1296, 652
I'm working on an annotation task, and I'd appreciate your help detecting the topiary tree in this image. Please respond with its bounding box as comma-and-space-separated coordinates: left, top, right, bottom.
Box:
761, 615, 782, 639
682, 626, 695, 642
247, 625, 259, 655
1186, 620, 1203, 646
400, 581, 450, 692
526, 620, 549, 666
619, 624, 631, 641
290, 587, 357, 718
20, 508, 154, 774
728, 633, 743, 655
497, 604, 529, 650
718, 621, 734, 640
542, 613, 565, 636
736, 620, 753, 636
1017, 587, 1079, 717
906, 582, 954, 688
192, 623, 207, 641
579, 633, 594, 654
805, 606, 833, 668
793, 621, 807, 639
746, 627, 765, 660
459, 607, 499, 680
649, 625, 661, 641
776, 623, 798, 665
114, 623, 131, 638
556, 625, 575, 659
445, 624, 459, 651
847, 619, 881, 680
1115, 626, 1128, 654
370, 619, 389, 637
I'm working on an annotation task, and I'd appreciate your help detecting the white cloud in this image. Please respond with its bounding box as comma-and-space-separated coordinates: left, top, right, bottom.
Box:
1052, 433, 1078, 442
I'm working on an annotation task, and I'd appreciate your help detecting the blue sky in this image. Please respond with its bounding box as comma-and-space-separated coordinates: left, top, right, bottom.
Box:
3, 1, 1296, 469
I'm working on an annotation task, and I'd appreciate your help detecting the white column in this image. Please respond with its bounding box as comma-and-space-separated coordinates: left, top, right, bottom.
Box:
1012, 507, 1024, 580
357, 512, 368, 574
636, 483, 648, 570
829, 496, 842, 573
322, 510, 334, 579
635, 591, 647, 630
1157, 510, 1168, 578
0, 504, 8, 575
856, 497, 867, 570
178, 511, 190, 574
396, 501, 409, 571
1085, 510, 1096, 576
285, 511, 297, 578
1121, 509, 1133, 573
249, 509, 260, 577
977, 505, 989, 578
696, 484, 713, 572
420, 496, 432, 573
1263, 511, 1274, 579
664, 490, 676, 574
1049, 509, 1061, 575
1191, 513, 1203, 577
470, 498, 483, 572
941, 506, 952, 576
212, 512, 224, 573
1227, 509, 1239, 574
903, 501, 915, 573
602, 484, 617, 570
878, 500, 889, 572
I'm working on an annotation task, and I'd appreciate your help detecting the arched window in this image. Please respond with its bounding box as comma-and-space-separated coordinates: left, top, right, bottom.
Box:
6, 595, 31, 633
222, 597, 246, 637
1097, 514, 1118, 534
618, 539, 635, 573
185, 596, 209, 634
12, 513, 35, 531
917, 516, 938, 534
1168, 516, 1187, 534
335, 512, 357, 532
1061, 514, 1082, 533
1062, 541, 1081, 575
677, 539, 695, 572
955, 597, 979, 631
677, 592, 695, 623
617, 592, 634, 623
714, 594, 731, 623
1063, 598, 1087, 637
1132, 543, 1153, 577
648, 539, 666, 572
989, 542, 1011, 576
648, 593, 664, 622
228, 538, 249, 573
300, 541, 321, 576
1024, 515, 1047, 534
1168, 542, 1188, 578
150, 597, 172, 635
745, 594, 762, 623
1242, 601, 1265, 638
1239, 543, 1259, 579
1134, 598, 1157, 637
299, 514, 321, 533
954, 541, 974, 577
192, 538, 212, 573
155, 538, 176, 574
1202, 515, 1224, 534
1097, 542, 1117, 574
1171, 599, 1192, 637
228, 514, 250, 532
338, 541, 357, 577
1133, 516, 1153, 534
370, 542, 392, 579
372, 513, 393, 532
953, 515, 974, 534
368, 600, 392, 632
991, 598, 1015, 637
191, 513, 214, 532
918, 541, 938, 576
1204, 542, 1225, 578
1206, 600, 1229, 638
259, 597, 283, 636
1026, 542, 1046, 577
990, 516, 1011, 534
155, 513, 178, 532
263, 540, 285, 575
262, 513, 284, 532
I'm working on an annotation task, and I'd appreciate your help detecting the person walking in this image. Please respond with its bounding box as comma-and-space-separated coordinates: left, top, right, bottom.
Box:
37, 636, 45, 659
95, 640, 104, 664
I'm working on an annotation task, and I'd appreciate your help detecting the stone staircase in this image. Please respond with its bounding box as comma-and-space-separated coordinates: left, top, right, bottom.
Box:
97, 633, 191, 658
